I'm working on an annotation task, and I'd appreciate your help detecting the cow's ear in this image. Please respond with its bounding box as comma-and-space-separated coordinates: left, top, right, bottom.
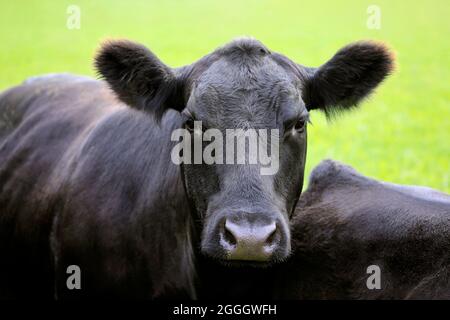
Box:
302, 41, 394, 117
95, 40, 186, 119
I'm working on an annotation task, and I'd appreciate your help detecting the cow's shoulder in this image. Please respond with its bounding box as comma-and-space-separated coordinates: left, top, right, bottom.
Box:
302, 159, 377, 203
308, 159, 366, 187
296, 160, 450, 238
300, 160, 450, 234
0, 74, 111, 122
306, 159, 450, 206
22, 73, 95, 85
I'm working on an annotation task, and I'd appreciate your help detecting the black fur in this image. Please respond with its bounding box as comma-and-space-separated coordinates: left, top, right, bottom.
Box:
0, 38, 394, 298
95, 40, 186, 118
303, 41, 394, 116
0, 75, 196, 299
198, 160, 450, 300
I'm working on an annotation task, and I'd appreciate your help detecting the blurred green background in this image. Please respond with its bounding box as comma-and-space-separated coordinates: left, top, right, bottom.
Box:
0, 0, 448, 191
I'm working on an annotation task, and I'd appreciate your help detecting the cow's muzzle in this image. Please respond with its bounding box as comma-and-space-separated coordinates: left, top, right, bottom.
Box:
202, 211, 290, 264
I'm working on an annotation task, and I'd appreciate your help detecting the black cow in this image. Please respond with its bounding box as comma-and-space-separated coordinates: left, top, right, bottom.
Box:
0, 38, 393, 298
199, 160, 450, 299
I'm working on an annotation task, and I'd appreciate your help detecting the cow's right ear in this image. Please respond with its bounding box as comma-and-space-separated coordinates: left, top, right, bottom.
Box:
95, 40, 186, 119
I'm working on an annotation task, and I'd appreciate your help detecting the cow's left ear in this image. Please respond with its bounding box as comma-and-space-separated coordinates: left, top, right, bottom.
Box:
95, 40, 186, 119
302, 41, 395, 116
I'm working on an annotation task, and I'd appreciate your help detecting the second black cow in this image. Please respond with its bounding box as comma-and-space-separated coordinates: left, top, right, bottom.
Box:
200, 160, 450, 299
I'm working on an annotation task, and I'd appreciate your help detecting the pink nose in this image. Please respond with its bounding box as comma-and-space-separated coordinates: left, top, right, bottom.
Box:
220, 219, 279, 261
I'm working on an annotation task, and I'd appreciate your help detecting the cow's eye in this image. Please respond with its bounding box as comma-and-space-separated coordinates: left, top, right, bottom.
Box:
185, 118, 207, 133
294, 118, 306, 133
185, 118, 195, 132
285, 117, 307, 135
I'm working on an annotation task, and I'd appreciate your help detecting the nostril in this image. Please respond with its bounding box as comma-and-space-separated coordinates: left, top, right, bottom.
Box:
265, 226, 278, 246
223, 222, 237, 246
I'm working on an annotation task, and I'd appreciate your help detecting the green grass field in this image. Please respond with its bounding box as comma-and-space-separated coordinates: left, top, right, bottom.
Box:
0, 0, 448, 191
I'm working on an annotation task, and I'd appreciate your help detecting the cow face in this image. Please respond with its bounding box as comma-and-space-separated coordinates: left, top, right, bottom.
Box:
95, 38, 394, 265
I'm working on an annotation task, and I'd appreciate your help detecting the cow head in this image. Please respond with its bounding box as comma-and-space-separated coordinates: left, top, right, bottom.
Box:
95, 38, 394, 265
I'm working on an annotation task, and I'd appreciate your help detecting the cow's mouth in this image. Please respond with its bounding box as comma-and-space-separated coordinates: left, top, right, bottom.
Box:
202, 252, 284, 269
216, 259, 277, 268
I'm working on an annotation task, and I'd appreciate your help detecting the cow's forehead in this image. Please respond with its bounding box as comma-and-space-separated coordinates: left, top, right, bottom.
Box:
187, 60, 301, 129
192, 53, 298, 107
196, 57, 292, 91
193, 38, 297, 89
184, 38, 303, 127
